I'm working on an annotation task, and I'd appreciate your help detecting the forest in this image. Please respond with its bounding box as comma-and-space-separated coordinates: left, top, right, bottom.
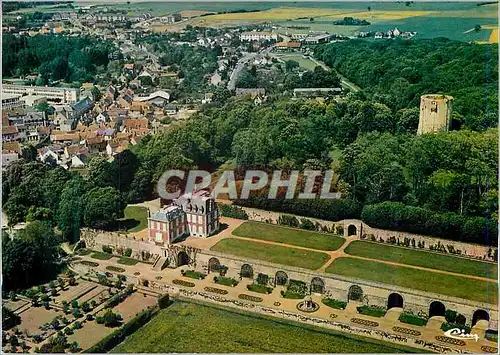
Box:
315, 38, 499, 131
2, 34, 114, 85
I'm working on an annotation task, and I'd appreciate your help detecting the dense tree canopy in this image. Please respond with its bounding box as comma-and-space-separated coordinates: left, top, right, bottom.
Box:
3, 34, 113, 84
315, 39, 498, 130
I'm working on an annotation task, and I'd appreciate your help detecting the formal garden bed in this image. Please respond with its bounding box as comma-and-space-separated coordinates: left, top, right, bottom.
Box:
90, 251, 113, 260
105, 266, 125, 273
435, 335, 465, 346
181, 270, 206, 280
238, 294, 263, 302
281, 279, 307, 299
204, 287, 228, 295
76, 249, 92, 256
214, 276, 238, 287
485, 330, 498, 342
356, 305, 386, 318
322, 298, 347, 310
351, 318, 379, 327
80, 261, 99, 267
117, 257, 138, 266
398, 312, 428, 326
481, 345, 498, 353
392, 326, 422, 336
172, 279, 195, 288
247, 283, 272, 294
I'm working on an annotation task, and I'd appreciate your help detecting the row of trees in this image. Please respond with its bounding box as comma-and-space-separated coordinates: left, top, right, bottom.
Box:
314, 38, 498, 130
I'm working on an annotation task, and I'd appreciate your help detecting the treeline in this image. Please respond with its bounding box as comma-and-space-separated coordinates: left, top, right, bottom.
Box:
315, 39, 498, 130
361, 202, 497, 246
3, 34, 113, 84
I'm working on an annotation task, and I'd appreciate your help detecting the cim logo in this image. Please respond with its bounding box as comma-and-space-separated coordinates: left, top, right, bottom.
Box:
444, 328, 479, 342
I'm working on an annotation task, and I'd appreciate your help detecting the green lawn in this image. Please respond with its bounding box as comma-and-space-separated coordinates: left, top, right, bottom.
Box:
117, 206, 149, 233
344, 240, 497, 279
211, 238, 330, 270
232, 221, 345, 251
276, 54, 319, 71
326, 258, 498, 304
112, 301, 420, 353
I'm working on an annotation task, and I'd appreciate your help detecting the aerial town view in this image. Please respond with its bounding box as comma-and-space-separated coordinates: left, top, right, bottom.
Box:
1, 0, 498, 353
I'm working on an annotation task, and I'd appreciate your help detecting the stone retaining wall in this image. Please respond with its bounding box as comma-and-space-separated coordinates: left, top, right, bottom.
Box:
238, 206, 497, 262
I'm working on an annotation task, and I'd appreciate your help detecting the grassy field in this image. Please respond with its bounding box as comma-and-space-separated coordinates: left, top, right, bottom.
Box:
90, 251, 113, 260
232, 221, 345, 251
326, 258, 498, 304
275, 54, 319, 71
117, 206, 148, 233
345, 240, 498, 279
211, 238, 330, 270
112, 301, 420, 353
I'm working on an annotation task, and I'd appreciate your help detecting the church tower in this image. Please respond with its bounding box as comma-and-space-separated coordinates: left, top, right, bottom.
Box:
417, 94, 453, 135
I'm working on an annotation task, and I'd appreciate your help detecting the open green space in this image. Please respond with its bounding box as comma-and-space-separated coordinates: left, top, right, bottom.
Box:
117, 206, 149, 233
232, 221, 345, 251
276, 54, 319, 71
345, 240, 497, 279
326, 258, 498, 304
112, 301, 420, 353
211, 238, 330, 270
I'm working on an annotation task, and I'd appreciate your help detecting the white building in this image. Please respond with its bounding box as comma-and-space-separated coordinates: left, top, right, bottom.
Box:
2, 84, 79, 104
2, 94, 24, 110
240, 31, 278, 41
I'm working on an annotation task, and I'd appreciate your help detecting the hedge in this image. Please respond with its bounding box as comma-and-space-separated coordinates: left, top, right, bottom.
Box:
235, 196, 361, 222
398, 312, 428, 326
84, 306, 159, 353
361, 202, 497, 246
219, 204, 248, 220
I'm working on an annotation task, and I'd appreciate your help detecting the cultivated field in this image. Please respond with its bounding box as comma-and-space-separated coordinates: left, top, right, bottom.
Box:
112, 301, 419, 353
211, 238, 330, 270
232, 221, 345, 251
326, 257, 498, 304
345, 240, 498, 279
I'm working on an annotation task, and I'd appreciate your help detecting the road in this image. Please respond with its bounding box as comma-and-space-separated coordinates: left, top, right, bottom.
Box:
227, 45, 274, 90
308, 56, 360, 92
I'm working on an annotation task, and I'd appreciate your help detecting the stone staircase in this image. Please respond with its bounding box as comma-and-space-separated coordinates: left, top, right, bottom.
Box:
152, 256, 168, 271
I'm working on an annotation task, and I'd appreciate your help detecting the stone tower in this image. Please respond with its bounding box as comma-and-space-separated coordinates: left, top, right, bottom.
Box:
417, 94, 453, 135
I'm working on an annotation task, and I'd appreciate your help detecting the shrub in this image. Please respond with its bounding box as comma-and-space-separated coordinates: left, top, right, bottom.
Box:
219, 204, 248, 220
80, 261, 99, 267
256, 273, 269, 286
322, 298, 347, 310
214, 277, 238, 287
182, 270, 206, 280
300, 218, 316, 230
157, 294, 170, 309
102, 245, 113, 254
124, 248, 132, 257
399, 312, 428, 326
172, 279, 195, 287
204, 287, 228, 295
357, 305, 386, 318
247, 283, 272, 294
96, 309, 122, 328
278, 214, 299, 227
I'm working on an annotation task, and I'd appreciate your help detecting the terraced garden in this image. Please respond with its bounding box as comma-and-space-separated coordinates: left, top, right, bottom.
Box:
211, 238, 330, 270
345, 240, 497, 279
326, 257, 498, 304
112, 302, 420, 353
232, 221, 345, 251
